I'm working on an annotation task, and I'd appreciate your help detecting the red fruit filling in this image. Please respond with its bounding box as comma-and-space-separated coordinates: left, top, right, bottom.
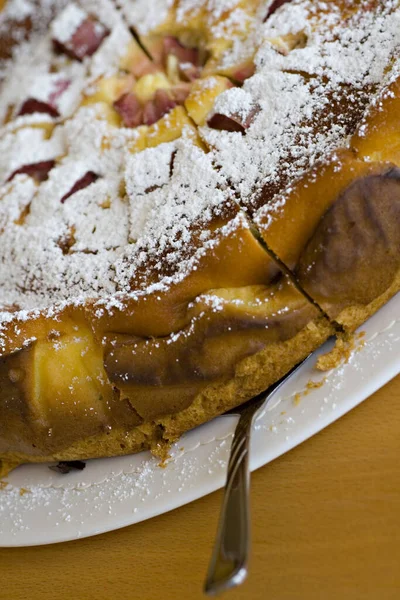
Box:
113, 93, 143, 128
207, 105, 261, 133
53, 18, 109, 61
7, 161, 56, 183
231, 62, 256, 84
163, 36, 201, 67
113, 85, 190, 128
18, 99, 60, 118
142, 99, 159, 126
264, 0, 293, 21
18, 79, 71, 118
60, 171, 99, 203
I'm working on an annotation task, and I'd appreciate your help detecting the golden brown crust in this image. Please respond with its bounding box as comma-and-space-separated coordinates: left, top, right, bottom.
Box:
0, 273, 330, 459
333, 269, 400, 332
0, 306, 332, 476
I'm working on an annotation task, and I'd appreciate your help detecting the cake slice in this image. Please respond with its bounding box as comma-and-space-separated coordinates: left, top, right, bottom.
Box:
254, 60, 400, 331
254, 150, 400, 331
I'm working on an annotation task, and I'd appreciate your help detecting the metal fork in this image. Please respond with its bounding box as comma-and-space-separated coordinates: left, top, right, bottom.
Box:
204, 356, 311, 596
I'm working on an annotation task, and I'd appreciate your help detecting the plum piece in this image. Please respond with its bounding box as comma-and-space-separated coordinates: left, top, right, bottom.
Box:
48, 78, 71, 106
18, 99, 60, 118
113, 92, 143, 128
18, 79, 71, 118
153, 89, 177, 117
170, 83, 191, 104
7, 160, 55, 183
231, 62, 256, 84
163, 36, 201, 67
114, 88, 183, 128
207, 105, 261, 133
142, 99, 159, 126
297, 166, 400, 317
53, 18, 109, 61
60, 171, 99, 203
179, 62, 202, 82
264, 0, 292, 21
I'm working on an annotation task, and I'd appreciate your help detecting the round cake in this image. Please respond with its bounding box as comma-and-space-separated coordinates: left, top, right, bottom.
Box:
0, 0, 399, 476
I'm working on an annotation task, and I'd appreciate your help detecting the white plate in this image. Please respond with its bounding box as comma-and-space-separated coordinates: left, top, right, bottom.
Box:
0, 294, 399, 547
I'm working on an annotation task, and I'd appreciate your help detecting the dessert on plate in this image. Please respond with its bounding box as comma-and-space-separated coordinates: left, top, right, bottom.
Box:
0, 0, 399, 476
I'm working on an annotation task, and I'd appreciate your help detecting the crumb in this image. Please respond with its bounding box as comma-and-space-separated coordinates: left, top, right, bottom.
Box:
152, 439, 172, 467
316, 334, 356, 371
19, 487, 30, 496
356, 331, 366, 352
293, 392, 302, 406
293, 377, 326, 405
306, 378, 326, 390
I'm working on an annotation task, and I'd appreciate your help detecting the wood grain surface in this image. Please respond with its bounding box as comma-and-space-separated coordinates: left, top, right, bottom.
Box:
0, 375, 399, 600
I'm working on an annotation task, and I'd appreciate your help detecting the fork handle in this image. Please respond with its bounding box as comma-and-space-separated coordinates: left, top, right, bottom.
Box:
204, 412, 253, 595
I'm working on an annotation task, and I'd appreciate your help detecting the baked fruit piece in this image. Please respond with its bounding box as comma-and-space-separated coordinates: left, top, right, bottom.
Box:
116, 0, 264, 83
69, 1, 199, 149
78, 0, 238, 148
70, 0, 259, 150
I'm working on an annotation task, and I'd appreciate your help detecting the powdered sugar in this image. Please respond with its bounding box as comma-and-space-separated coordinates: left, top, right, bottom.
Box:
115, 135, 235, 292
125, 142, 176, 194
88, 22, 132, 81
0, 126, 63, 182
0, 0, 399, 331
0, 176, 37, 232
116, 0, 174, 34
201, 0, 400, 211
209, 86, 255, 118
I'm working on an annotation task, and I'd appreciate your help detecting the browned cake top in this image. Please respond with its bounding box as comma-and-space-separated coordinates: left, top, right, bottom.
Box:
0, 0, 399, 348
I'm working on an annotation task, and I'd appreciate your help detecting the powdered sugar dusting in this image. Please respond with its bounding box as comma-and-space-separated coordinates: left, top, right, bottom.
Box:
0, 0, 399, 332
0, 126, 63, 182
115, 134, 236, 293
200, 0, 400, 209
116, 0, 174, 34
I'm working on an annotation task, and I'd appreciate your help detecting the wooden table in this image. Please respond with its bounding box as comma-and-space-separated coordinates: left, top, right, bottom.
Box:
1, 375, 399, 600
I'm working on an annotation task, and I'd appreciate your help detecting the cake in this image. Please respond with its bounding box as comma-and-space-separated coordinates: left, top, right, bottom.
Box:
0, 0, 399, 476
